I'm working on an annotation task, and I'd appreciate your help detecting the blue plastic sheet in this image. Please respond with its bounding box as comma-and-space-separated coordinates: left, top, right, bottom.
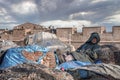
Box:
56, 61, 91, 70
56, 61, 92, 78
0, 45, 48, 69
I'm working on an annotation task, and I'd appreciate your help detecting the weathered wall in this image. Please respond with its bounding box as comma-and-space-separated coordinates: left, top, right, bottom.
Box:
14, 22, 43, 30
100, 32, 113, 41
56, 28, 77, 42
0, 33, 10, 40
113, 26, 120, 41
56, 26, 120, 49
0, 23, 49, 44
82, 27, 105, 36
0, 23, 120, 49
13, 29, 25, 37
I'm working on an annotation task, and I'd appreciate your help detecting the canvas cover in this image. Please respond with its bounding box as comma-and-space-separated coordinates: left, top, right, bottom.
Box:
67, 63, 120, 80
0, 40, 18, 51
0, 45, 48, 69
24, 32, 74, 51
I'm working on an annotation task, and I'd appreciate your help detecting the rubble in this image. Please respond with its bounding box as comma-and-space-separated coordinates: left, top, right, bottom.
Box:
22, 50, 43, 62
0, 63, 119, 80
41, 51, 56, 68
67, 63, 120, 80
0, 63, 74, 80
0, 32, 120, 80
99, 45, 120, 65
0, 40, 18, 65
0, 40, 18, 51
21, 51, 56, 68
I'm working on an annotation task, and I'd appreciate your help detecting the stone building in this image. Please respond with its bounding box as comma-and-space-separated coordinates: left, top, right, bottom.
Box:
13, 22, 49, 36
82, 26, 105, 36
0, 22, 50, 46
0, 22, 120, 49
56, 26, 120, 49
0, 29, 12, 40
0, 29, 5, 34
112, 26, 120, 41
56, 27, 77, 43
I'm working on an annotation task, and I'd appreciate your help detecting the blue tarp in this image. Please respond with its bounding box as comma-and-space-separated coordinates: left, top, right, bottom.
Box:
0, 45, 48, 69
56, 61, 91, 70
56, 61, 92, 78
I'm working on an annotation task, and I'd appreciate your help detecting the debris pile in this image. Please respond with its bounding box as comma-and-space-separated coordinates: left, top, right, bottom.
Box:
41, 51, 56, 68
0, 32, 120, 80
0, 40, 18, 51
99, 45, 120, 65
0, 63, 74, 80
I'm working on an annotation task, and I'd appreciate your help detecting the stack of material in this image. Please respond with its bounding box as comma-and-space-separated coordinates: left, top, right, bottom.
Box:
67, 63, 120, 80
41, 51, 56, 68
99, 45, 120, 65
0, 40, 18, 51
0, 40, 18, 65
24, 32, 74, 51
114, 51, 120, 65
22, 50, 56, 68
22, 50, 43, 62
0, 63, 74, 80
0, 45, 49, 69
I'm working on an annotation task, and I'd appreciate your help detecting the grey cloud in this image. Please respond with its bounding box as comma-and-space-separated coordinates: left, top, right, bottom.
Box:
0, 0, 120, 30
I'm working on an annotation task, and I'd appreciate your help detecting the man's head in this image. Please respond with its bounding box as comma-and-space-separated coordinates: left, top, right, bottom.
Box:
92, 37, 97, 44
86, 32, 100, 44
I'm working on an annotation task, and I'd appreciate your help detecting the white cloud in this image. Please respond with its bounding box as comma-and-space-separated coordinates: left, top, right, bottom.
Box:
91, 0, 108, 4
69, 11, 95, 19
0, 16, 16, 23
0, 8, 7, 16
39, 0, 57, 13
0, 7, 16, 23
0, 23, 18, 29
40, 20, 92, 32
104, 14, 120, 24
11, 1, 38, 15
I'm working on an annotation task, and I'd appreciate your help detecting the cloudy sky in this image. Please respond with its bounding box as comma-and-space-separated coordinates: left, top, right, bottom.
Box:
0, 0, 120, 32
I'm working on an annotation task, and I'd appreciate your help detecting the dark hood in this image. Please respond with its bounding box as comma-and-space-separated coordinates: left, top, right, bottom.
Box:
86, 32, 100, 44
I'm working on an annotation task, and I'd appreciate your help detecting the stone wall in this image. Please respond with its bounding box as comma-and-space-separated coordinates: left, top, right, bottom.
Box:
0, 23, 50, 45
0, 29, 5, 34
13, 29, 25, 37
14, 22, 43, 30
56, 28, 77, 42
113, 26, 120, 41
0, 22, 120, 49
56, 26, 120, 49
0, 32, 10, 40
82, 27, 105, 36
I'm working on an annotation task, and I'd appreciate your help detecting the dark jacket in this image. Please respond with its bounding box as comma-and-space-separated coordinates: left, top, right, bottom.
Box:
76, 32, 101, 61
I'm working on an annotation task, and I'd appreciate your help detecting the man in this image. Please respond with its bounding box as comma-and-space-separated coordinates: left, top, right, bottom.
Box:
76, 32, 101, 63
